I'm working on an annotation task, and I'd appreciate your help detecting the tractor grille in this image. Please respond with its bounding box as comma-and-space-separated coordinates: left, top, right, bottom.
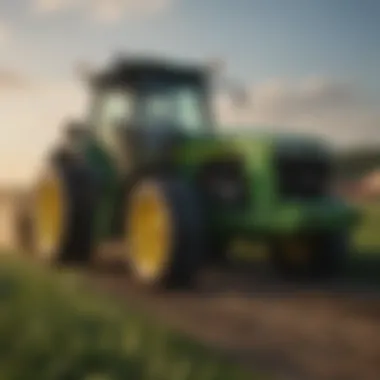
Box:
197, 157, 248, 209
275, 153, 331, 200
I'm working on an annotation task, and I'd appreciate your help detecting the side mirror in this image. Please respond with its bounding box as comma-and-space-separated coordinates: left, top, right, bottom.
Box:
227, 83, 250, 108
212, 75, 250, 108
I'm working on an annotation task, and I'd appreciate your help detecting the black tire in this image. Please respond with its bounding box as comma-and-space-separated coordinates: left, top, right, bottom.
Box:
25, 158, 98, 265
126, 178, 205, 290
270, 232, 349, 280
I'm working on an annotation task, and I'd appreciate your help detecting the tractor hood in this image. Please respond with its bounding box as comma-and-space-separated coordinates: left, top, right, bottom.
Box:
220, 128, 330, 155
176, 127, 331, 166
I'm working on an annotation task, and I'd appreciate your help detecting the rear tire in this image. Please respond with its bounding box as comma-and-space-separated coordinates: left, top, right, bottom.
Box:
18, 158, 97, 266
126, 178, 205, 290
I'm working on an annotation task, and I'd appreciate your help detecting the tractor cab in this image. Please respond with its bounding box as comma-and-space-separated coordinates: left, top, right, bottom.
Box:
91, 59, 213, 132
86, 58, 214, 171
17, 56, 359, 291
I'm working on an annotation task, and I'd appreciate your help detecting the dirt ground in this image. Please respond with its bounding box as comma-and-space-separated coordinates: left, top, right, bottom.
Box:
86, 260, 380, 380
2, 194, 380, 380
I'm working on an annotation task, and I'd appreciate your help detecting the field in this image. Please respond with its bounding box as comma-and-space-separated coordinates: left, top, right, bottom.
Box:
353, 201, 380, 252
0, 258, 257, 380
0, 196, 379, 380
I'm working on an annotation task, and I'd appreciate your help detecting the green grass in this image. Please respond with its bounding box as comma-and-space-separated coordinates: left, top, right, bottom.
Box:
344, 201, 380, 284
0, 259, 260, 380
353, 201, 380, 252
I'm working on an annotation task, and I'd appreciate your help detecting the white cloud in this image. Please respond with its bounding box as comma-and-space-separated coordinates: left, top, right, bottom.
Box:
0, 69, 33, 91
33, 0, 173, 23
34, 0, 74, 13
216, 77, 380, 147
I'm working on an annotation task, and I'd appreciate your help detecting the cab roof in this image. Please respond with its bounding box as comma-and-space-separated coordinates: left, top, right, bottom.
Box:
91, 56, 208, 89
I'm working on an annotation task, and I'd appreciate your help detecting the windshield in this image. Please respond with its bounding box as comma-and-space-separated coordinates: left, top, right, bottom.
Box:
140, 82, 207, 133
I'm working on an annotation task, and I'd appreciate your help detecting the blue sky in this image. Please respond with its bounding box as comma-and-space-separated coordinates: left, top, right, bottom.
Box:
0, 0, 379, 184
2, 0, 380, 89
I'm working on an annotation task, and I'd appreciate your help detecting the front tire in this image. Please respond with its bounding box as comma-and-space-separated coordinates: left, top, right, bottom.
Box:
270, 233, 349, 280
125, 178, 205, 290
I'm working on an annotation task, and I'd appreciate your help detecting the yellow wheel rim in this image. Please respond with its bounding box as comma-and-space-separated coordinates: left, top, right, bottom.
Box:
33, 172, 65, 260
128, 183, 172, 282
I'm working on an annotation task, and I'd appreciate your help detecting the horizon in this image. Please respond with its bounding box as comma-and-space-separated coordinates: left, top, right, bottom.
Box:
0, 0, 379, 185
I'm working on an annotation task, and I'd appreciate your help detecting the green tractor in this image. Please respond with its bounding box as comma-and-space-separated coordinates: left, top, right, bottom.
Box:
17, 57, 359, 289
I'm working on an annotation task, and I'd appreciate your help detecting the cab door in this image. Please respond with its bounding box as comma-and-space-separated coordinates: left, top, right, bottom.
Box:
86, 87, 136, 239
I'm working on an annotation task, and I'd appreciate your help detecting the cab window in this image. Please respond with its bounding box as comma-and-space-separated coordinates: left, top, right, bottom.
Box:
141, 82, 206, 132
96, 89, 134, 150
